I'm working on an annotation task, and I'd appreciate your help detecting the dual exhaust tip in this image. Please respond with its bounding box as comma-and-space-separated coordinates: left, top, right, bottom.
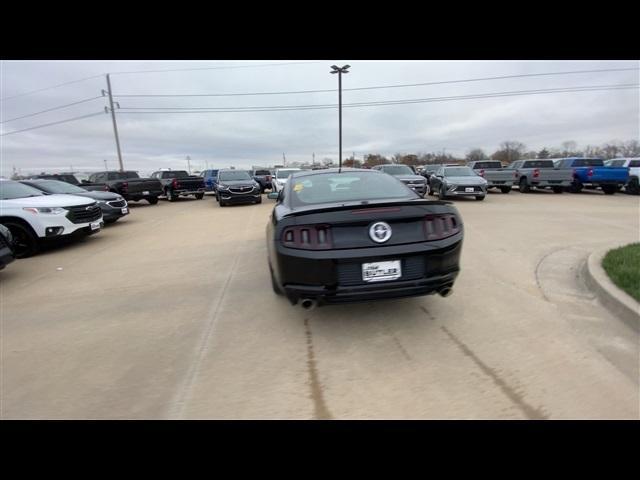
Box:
299, 286, 452, 309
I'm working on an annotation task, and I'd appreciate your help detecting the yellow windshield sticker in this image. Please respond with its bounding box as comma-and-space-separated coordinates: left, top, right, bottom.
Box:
293, 183, 304, 192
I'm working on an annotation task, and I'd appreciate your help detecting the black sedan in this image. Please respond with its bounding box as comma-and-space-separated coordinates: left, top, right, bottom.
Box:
20, 180, 129, 224
266, 168, 463, 308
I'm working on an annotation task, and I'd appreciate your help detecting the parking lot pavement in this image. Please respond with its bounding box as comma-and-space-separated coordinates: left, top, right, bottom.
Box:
1, 191, 639, 419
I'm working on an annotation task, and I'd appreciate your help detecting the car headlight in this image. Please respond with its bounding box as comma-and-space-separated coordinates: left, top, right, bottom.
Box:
23, 207, 66, 215
217, 184, 229, 190
96, 200, 106, 204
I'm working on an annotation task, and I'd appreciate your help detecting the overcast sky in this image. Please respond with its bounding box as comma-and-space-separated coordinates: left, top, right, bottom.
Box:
1, 60, 638, 176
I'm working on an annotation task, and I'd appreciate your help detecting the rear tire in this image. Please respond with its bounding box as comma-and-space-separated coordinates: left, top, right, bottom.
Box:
626, 177, 640, 195
195, 193, 204, 200
270, 264, 283, 295
552, 186, 564, 194
568, 180, 583, 193
500, 186, 511, 194
147, 196, 159, 205
602, 185, 617, 195
4, 221, 39, 258
519, 177, 530, 193
166, 189, 177, 202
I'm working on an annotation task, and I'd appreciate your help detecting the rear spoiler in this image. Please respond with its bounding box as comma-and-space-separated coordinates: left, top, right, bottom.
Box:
283, 199, 452, 218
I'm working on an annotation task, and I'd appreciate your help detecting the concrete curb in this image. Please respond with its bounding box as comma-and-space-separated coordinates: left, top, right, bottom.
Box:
584, 246, 640, 332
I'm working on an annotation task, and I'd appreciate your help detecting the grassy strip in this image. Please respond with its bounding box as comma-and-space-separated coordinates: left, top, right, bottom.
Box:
602, 243, 640, 302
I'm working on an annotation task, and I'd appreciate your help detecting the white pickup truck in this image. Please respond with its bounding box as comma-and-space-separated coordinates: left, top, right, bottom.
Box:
605, 158, 640, 195
0, 180, 103, 257
466, 160, 515, 193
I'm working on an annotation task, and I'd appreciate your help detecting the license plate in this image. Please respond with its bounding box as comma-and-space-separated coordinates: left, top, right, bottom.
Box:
121, 207, 128, 214
142, 190, 150, 195
90, 221, 100, 231
465, 187, 475, 192
362, 260, 402, 282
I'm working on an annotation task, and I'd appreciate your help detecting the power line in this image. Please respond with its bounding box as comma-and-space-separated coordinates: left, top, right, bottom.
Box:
0, 96, 104, 124
0, 74, 104, 102
108, 61, 320, 76
112, 67, 639, 98
0, 111, 105, 137
116, 83, 639, 114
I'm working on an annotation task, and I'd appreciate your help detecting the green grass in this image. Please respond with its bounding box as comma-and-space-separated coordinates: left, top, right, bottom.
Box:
602, 243, 640, 302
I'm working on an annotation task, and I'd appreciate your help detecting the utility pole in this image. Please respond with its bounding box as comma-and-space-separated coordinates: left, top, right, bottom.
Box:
330, 64, 350, 173
312, 152, 315, 166
283, 152, 286, 167
103, 159, 108, 170
104, 74, 124, 172
186, 155, 192, 174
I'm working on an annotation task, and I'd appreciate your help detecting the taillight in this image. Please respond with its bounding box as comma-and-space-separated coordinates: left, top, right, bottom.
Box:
478, 169, 485, 177
533, 168, 540, 178
121, 181, 128, 192
423, 214, 461, 240
514, 170, 519, 179
281, 225, 333, 250
172, 178, 180, 188
104, 185, 110, 192
587, 168, 594, 177
266, 175, 272, 182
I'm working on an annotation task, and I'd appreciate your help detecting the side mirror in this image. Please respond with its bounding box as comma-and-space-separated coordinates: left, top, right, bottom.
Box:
267, 192, 280, 200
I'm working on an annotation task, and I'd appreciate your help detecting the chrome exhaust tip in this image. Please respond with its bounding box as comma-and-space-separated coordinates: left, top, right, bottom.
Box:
300, 298, 317, 310
438, 286, 453, 298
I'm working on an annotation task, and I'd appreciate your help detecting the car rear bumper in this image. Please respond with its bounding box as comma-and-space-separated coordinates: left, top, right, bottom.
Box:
273, 237, 462, 305
174, 188, 206, 196
531, 180, 572, 187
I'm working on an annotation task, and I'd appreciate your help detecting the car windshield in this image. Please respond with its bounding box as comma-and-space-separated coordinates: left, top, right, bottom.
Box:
219, 171, 251, 181
255, 170, 271, 176
108, 171, 139, 180
382, 165, 415, 175
444, 167, 475, 177
28, 180, 87, 194
522, 160, 556, 168
167, 171, 189, 178
0, 181, 45, 200
289, 172, 415, 206
472, 162, 502, 169
276, 169, 300, 179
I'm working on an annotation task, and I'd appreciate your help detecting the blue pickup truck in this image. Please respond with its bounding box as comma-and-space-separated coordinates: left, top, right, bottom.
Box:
200, 169, 219, 193
554, 157, 629, 195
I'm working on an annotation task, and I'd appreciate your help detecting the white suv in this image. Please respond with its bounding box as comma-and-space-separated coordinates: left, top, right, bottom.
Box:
0, 180, 104, 257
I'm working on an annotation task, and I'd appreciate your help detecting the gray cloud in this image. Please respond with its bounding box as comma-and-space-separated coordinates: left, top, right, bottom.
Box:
1, 60, 638, 176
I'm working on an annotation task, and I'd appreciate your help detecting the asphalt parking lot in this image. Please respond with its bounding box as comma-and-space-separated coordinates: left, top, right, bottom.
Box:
1, 190, 639, 419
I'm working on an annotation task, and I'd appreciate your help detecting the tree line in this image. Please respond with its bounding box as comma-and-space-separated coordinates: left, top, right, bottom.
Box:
337, 139, 640, 168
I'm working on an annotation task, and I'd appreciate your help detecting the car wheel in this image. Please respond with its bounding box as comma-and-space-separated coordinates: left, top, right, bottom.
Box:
500, 186, 511, 194
601, 185, 617, 195
195, 193, 204, 200
552, 187, 564, 194
626, 177, 640, 195
568, 180, 583, 193
270, 264, 283, 295
147, 196, 159, 205
439, 185, 447, 199
166, 189, 177, 202
218, 198, 225, 207
255, 196, 262, 204
519, 177, 530, 193
475, 195, 485, 201
4, 221, 39, 258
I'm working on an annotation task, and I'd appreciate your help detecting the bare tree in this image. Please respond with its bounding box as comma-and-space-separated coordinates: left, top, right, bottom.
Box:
561, 140, 578, 156
466, 148, 488, 162
537, 148, 550, 159
491, 141, 526, 164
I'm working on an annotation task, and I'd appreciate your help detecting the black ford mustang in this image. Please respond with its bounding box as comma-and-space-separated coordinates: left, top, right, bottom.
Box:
266, 168, 463, 308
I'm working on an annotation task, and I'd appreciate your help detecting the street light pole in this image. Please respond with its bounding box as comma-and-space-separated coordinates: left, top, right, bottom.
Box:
331, 64, 350, 173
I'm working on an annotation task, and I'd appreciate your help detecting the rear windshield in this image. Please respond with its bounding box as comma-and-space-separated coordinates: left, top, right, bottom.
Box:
289, 172, 415, 206
444, 167, 475, 177
381, 165, 415, 175
163, 171, 189, 178
607, 160, 625, 167
0, 181, 45, 200
108, 171, 140, 180
254, 170, 271, 176
522, 160, 555, 168
471, 161, 502, 169
629, 160, 640, 168
219, 170, 252, 181
571, 159, 604, 167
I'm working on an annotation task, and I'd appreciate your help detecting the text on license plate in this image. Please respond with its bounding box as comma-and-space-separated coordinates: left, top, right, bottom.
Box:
362, 260, 402, 282
121, 207, 129, 214
142, 190, 150, 195
465, 187, 475, 192
90, 222, 100, 231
